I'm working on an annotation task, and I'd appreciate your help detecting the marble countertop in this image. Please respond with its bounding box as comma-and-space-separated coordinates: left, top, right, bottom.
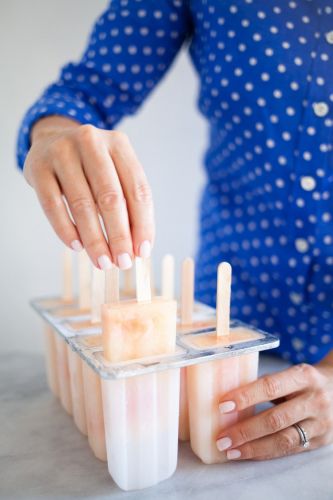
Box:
1, 352, 332, 500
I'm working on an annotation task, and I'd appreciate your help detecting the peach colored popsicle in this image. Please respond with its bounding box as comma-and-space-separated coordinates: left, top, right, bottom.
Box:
82, 361, 107, 461
178, 258, 194, 442
43, 324, 59, 397
54, 334, 72, 415
43, 248, 74, 397
187, 262, 260, 464
67, 345, 87, 435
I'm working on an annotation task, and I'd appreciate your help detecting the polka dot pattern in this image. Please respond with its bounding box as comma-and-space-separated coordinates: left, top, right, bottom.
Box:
17, 1, 333, 364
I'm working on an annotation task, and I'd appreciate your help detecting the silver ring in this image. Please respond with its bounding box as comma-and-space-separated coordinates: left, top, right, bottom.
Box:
293, 423, 310, 448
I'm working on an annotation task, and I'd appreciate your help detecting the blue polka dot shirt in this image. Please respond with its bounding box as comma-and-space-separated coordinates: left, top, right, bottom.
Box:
17, 1, 333, 364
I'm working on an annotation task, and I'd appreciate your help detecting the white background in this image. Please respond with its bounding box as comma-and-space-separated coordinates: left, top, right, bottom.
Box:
0, 0, 207, 352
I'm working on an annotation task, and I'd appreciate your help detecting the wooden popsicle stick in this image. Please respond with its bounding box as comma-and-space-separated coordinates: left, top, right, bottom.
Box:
123, 268, 133, 295
135, 257, 152, 302
78, 251, 91, 310
62, 247, 73, 302
105, 265, 120, 304
216, 262, 232, 337
91, 267, 105, 323
162, 254, 175, 300
181, 257, 194, 325
150, 258, 156, 296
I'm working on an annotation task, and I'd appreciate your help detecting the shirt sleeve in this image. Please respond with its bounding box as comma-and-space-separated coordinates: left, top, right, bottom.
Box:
16, 0, 191, 169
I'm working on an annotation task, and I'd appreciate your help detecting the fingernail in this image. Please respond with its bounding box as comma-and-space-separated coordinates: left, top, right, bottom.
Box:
98, 255, 112, 270
219, 401, 236, 413
71, 240, 83, 252
216, 437, 232, 451
139, 240, 151, 259
227, 449, 241, 460
118, 253, 132, 270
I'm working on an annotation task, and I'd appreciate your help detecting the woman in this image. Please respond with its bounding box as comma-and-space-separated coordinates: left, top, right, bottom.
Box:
17, 1, 333, 461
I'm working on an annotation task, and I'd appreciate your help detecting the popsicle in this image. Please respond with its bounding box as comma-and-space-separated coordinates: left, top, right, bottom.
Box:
187, 263, 259, 464
177, 258, 216, 442
43, 324, 59, 397
55, 252, 92, 415
178, 258, 193, 442
82, 266, 119, 462
55, 334, 72, 415
82, 359, 107, 461
101, 257, 179, 491
43, 247, 74, 398
67, 345, 87, 435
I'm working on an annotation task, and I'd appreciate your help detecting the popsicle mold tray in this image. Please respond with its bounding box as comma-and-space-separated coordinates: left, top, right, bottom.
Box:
32, 296, 279, 491
31, 296, 279, 379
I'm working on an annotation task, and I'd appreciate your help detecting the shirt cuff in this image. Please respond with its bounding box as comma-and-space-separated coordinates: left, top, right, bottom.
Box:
16, 92, 107, 170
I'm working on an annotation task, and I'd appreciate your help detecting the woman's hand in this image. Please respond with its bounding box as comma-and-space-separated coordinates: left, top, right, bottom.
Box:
216, 362, 333, 460
24, 116, 154, 269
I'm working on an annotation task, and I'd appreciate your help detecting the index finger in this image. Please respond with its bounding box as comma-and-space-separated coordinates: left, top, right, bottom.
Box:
219, 363, 321, 412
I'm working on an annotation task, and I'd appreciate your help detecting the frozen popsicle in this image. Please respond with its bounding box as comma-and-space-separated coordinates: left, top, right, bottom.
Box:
67, 345, 87, 435
187, 262, 260, 464
55, 252, 92, 414
177, 258, 216, 442
178, 258, 193, 442
82, 359, 107, 462
82, 266, 119, 462
55, 334, 72, 415
101, 257, 179, 490
66, 267, 106, 435
43, 247, 74, 397
43, 323, 59, 397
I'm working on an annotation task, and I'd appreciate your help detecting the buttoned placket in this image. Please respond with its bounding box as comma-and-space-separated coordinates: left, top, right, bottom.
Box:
286, 7, 333, 302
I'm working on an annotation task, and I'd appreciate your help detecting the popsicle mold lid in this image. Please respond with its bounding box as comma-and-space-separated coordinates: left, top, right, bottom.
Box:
31, 296, 279, 378
69, 319, 279, 380
30, 296, 215, 337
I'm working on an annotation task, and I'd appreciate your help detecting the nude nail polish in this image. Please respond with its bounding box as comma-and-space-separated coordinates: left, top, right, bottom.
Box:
139, 240, 151, 259
216, 437, 232, 451
118, 253, 132, 270
71, 240, 83, 252
227, 449, 241, 460
219, 401, 236, 413
98, 255, 112, 270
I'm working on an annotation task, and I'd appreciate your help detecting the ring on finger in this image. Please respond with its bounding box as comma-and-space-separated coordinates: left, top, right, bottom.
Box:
293, 423, 310, 448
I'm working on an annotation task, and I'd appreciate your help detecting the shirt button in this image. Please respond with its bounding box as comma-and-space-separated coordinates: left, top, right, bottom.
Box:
300, 176, 316, 191
313, 102, 329, 117
295, 238, 309, 253
325, 31, 333, 44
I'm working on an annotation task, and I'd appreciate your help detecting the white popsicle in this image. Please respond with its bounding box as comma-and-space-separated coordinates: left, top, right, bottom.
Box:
101, 256, 179, 490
